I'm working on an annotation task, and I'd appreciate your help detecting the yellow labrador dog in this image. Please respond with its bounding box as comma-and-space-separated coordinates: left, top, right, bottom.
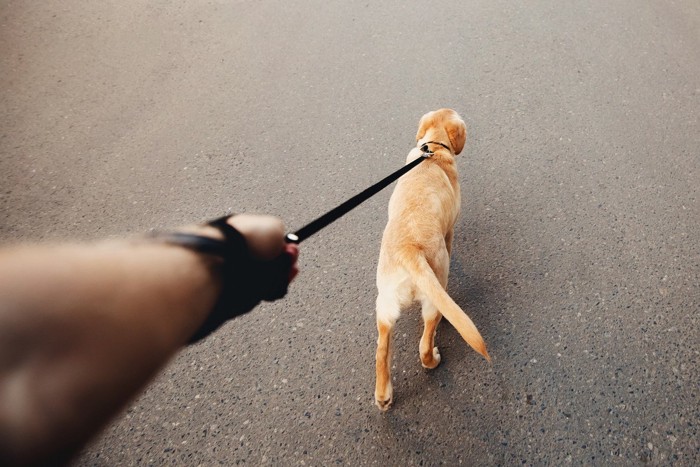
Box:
374, 108, 490, 411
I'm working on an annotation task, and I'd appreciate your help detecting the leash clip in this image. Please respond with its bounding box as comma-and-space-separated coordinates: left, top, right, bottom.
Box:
420, 143, 434, 157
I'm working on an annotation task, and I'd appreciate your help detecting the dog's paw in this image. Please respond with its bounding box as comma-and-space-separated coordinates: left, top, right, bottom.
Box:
375, 383, 394, 411
421, 347, 442, 369
375, 395, 393, 411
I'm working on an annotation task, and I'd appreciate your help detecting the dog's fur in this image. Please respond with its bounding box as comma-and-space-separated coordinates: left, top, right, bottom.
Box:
374, 108, 489, 411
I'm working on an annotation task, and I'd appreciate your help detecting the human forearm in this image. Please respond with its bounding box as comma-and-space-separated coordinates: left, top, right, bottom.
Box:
0, 240, 220, 465
0, 213, 298, 465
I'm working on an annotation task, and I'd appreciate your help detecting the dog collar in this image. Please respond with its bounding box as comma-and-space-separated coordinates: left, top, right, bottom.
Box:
420, 141, 452, 153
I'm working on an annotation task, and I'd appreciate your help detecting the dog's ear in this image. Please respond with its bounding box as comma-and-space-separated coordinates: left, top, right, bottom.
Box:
446, 113, 467, 155
415, 111, 435, 143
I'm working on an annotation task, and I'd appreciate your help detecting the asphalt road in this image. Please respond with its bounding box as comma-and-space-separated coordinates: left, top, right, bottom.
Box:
2, 1, 699, 465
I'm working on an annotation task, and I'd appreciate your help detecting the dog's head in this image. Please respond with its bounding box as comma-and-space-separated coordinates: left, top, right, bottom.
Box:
415, 108, 467, 155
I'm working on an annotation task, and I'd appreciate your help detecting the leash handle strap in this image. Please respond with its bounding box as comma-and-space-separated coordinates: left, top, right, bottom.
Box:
286, 151, 431, 244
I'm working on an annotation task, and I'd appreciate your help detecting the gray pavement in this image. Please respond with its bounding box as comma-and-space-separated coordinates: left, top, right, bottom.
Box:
1, 0, 698, 465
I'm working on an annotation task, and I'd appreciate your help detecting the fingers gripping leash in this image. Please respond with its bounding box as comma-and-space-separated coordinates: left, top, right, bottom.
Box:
153, 216, 294, 343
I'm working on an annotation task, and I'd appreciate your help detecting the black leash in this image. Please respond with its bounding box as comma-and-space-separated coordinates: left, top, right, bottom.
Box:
285, 143, 442, 244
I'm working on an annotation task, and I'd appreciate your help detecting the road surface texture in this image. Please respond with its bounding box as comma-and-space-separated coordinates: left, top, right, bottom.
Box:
1, 0, 698, 465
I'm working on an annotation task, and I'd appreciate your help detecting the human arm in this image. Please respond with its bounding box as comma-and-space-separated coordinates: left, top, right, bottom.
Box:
0, 214, 298, 466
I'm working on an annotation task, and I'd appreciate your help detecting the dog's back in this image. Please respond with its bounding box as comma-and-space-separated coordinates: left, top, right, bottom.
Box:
379, 146, 460, 274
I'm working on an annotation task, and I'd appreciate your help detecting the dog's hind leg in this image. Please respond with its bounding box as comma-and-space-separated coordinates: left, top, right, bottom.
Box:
420, 301, 442, 369
375, 291, 400, 411
420, 252, 449, 369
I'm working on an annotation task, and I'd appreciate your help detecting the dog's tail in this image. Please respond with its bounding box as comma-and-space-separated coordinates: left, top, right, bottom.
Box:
400, 247, 490, 361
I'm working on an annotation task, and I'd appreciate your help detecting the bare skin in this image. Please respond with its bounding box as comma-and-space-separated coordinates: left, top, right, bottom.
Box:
0, 214, 298, 466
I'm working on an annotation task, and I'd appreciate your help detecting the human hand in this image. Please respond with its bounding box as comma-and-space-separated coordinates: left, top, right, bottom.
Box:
228, 214, 299, 284
188, 213, 299, 343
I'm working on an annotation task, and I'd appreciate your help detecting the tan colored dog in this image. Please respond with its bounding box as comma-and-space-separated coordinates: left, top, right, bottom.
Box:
374, 108, 490, 411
